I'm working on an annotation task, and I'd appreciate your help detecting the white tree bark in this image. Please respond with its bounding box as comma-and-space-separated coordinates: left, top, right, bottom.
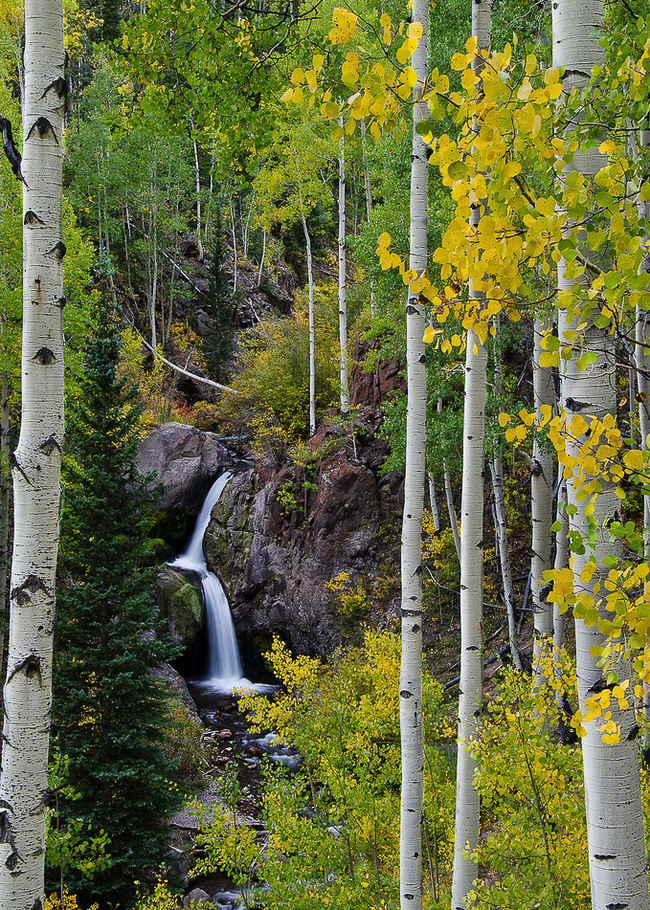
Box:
531, 318, 555, 689
428, 472, 440, 533
0, 0, 65, 905
301, 211, 316, 437
451, 3, 490, 907
399, 0, 428, 905
554, 0, 649, 904
338, 118, 350, 416
488, 457, 521, 670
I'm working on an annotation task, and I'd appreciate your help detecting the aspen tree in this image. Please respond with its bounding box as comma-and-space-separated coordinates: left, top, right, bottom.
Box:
450, 2, 490, 906
338, 117, 350, 416
0, 0, 65, 905
553, 0, 649, 905
398, 0, 428, 904
531, 319, 555, 689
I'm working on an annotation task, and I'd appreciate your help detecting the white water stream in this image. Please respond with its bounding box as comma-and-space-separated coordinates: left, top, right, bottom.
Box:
169, 471, 256, 694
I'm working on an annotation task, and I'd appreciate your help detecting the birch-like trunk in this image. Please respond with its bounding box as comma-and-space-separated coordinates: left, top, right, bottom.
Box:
399, 0, 428, 904
192, 131, 204, 262
338, 118, 349, 416
488, 457, 521, 669
301, 212, 316, 437
0, 0, 65, 905
531, 318, 555, 688
554, 0, 649, 904
450, 2, 490, 906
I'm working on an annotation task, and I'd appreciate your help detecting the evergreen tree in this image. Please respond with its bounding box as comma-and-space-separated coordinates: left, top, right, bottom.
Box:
53, 299, 180, 908
203, 211, 235, 383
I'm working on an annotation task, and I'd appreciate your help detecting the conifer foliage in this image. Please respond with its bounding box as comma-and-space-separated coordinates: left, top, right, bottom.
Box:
53, 300, 180, 907
203, 213, 236, 384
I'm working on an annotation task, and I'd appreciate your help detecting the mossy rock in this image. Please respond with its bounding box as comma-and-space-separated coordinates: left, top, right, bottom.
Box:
157, 566, 203, 651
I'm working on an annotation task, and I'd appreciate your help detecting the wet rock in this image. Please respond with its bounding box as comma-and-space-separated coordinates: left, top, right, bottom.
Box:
183, 888, 212, 908
203, 408, 403, 660
136, 422, 232, 515
156, 565, 203, 654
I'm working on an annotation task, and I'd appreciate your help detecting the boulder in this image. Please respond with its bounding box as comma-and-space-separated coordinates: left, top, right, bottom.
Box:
156, 565, 203, 653
136, 422, 232, 514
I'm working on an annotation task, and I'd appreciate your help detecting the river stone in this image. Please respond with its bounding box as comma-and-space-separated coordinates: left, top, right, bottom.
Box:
156, 565, 203, 651
136, 422, 232, 514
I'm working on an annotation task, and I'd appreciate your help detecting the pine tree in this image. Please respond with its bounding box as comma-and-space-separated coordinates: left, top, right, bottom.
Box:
203, 211, 235, 383
53, 300, 180, 908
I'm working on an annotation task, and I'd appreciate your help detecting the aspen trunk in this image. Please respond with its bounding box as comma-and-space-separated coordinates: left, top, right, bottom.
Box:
531, 318, 554, 688
450, 4, 490, 908
338, 119, 349, 416
399, 0, 428, 904
553, 0, 649, 903
301, 212, 316, 437
0, 0, 65, 905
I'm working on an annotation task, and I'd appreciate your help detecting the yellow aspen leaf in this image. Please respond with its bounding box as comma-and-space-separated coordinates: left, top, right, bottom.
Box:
599, 138, 616, 154
623, 449, 644, 471
452, 333, 461, 346
291, 67, 305, 85
539, 350, 558, 368
473, 343, 478, 356
280, 87, 293, 103
544, 67, 560, 84
519, 408, 535, 427
402, 268, 417, 285
525, 53, 537, 74
502, 161, 522, 180
531, 113, 542, 137
451, 53, 468, 71
345, 118, 356, 135
407, 21, 423, 37
465, 35, 477, 55
442, 340, 452, 354
292, 85, 304, 104
377, 232, 391, 249
305, 70, 317, 92
370, 121, 381, 140
331, 123, 343, 140
313, 54, 324, 70
402, 66, 418, 88
498, 413, 511, 427
423, 326, 440, 344
517, 80, 532, 101
380, 12, 391, 27
396, 37, 418, 65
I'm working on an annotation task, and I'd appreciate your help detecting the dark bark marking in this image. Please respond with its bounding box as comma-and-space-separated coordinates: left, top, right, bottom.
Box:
467, 645, 479, 651
40, 76, 68, 103
31, 900, 44, 910
0, 807, 20, 872
594, 854, 617, 860
7, 654, 43, 686
406, 305, 418, 315
605, 903, 628, 910
48, 241, 66, 260
23, 211, 43, 226
564, 397, 592, 412
627, 724, 639, 741
404, 894, 415, 900
10, 452, 32, 487
400, 690, 414, 699
26, 117, 58, 142
11, 575, 49, 606
40, 436, 62, 455
56, 295, 67, 309
33, 347, 56, 365
401, 609, 421, 617
412, 624, 420, 633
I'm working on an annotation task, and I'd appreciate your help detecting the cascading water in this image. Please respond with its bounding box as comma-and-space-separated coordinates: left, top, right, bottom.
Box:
169, 471, 248, 693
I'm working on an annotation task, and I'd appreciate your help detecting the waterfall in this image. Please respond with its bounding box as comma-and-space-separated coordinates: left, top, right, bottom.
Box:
169, 471, 248, 693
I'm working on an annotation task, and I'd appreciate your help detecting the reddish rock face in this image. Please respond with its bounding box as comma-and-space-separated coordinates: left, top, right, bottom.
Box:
350, 337, 406, 408
202, 409, 404, 661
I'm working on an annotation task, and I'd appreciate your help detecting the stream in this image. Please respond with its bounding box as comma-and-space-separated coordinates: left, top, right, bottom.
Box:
168, 471, 298, 908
